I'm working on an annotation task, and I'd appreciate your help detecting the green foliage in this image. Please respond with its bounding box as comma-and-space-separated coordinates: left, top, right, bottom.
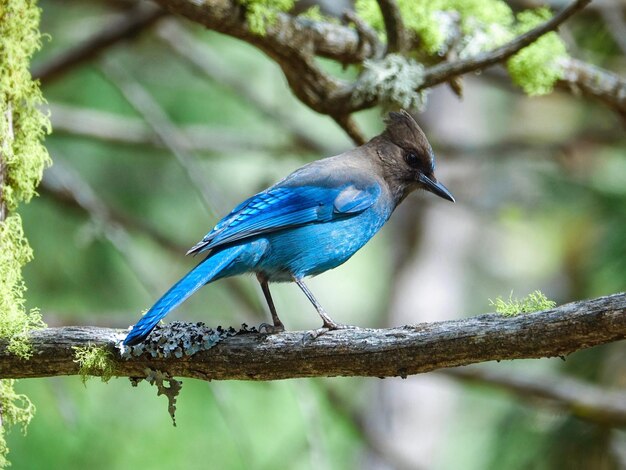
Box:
489, 290, 557, 317
73, 345, 116, 386
238, 0, 295, 36
0, 379, 36, 468
507, 8, 568, 95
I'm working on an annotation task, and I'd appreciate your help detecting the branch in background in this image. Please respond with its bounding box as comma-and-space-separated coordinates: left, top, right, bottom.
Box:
99, 57, 225, 216
320, 383, 420, 470
506, 0, 626, 14
33, 3, 166, 84
376, 0, 408, 54
333, 0, 593, 110
154, 20, 329, 154
331, 113, 366, 145
41, 164, 182, 256
153, 0, 607, 121
41, 161, 262, 319
598, 3, 626, 56
3, 293, 624, 380
42, 162, 179, 296
423, 0, 591, 85
442, 366, 626, 427
33, 0, 620, 140
557, 58, 626, 120
46, 102, 298, 154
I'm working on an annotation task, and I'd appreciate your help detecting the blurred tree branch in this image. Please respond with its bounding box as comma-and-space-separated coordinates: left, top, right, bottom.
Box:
154, 20, 331, 153
33, 3, 166, 84
442, 366, 626, 427
47, 102, 295, 154
557, 58, 626, 120
2, 292, 624, 380
145, 0, 626, 127
40, 161, 263, 318
376, 0, 408, 54
31, 0, 625, 140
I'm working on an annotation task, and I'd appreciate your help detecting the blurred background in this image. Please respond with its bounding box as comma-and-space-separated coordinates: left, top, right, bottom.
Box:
8, 0, 626, 468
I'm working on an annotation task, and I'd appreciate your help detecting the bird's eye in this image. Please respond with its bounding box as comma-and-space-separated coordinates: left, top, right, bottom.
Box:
404, 151, 419, 168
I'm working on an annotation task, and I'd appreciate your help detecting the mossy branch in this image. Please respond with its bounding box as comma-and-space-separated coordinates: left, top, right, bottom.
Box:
148, 0, 606, 121
0, 293, 623, 381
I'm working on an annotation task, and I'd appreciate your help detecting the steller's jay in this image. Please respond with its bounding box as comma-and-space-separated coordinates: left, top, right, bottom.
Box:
123, 110, 454, 346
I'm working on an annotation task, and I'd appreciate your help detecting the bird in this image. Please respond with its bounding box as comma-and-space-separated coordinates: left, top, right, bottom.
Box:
123, 110, 454, 346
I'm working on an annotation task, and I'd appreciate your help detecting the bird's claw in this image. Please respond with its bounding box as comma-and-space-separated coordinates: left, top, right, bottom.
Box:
302, 322, 357, 343
258, 322, 285, 334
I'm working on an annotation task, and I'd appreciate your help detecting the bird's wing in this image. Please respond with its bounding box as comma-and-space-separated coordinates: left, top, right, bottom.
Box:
187, 183, 381, 255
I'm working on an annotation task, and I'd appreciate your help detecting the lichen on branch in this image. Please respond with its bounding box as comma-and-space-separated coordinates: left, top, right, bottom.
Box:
355, 54, 427, 111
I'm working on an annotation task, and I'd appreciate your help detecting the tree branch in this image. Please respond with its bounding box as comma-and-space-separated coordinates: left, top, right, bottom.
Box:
557, 57, 626, 120
332, 0, 593, 111
152, 0, 598, 118
376, 0, 408, 54
3, 292, 624, 381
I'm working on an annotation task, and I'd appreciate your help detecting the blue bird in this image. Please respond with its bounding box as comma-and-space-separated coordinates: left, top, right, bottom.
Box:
123, 110, 454, 346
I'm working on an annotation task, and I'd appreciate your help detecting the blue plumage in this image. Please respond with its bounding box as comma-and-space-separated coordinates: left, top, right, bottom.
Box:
124, 110, 454, 346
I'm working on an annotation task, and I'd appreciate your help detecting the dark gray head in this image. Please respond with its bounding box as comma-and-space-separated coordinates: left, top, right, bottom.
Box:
371, 110, 454, 204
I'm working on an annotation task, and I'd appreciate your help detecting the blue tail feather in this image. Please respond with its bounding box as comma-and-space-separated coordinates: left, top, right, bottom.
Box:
123, 245, 247, 346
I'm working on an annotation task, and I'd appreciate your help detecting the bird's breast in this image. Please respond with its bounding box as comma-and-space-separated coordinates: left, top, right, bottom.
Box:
256, 205, 391, 281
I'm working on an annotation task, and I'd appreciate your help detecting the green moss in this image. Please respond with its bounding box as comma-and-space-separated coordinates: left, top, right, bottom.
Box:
1, 1, 52, 464
489, 290, 557, 317
0, 0, 52, 212
298, 5, 323, 21
0, 215, 45, 359
73, 345, 117, 385
238, 0, 295, 36
353, 0, 567, 95
355, 0, 445, 54
0, 379, 36, 468
507, 8, 568, 95
355, 0, 514, 55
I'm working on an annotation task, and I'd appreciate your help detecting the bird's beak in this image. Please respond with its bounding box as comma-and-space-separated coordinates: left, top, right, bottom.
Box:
419, 174, 455, 202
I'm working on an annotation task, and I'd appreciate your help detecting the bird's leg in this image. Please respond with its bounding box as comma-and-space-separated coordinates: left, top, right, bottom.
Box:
294, 277, 355, 340
257, 274, 285, 334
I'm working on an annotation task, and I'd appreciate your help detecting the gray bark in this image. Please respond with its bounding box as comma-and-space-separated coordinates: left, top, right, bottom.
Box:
2, 292, 624, 381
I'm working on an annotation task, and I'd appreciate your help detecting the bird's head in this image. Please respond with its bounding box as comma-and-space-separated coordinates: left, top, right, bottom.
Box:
373, 110, 454, 204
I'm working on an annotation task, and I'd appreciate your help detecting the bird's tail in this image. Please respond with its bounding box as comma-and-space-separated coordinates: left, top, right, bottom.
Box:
123, 245, 247, 346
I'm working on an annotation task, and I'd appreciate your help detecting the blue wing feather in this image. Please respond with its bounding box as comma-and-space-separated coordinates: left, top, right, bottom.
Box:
187, 183, 381, 255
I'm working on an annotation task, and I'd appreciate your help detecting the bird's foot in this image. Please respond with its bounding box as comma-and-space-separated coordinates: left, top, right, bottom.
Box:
258, 322, 285, 334
302, 321, 357, 343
